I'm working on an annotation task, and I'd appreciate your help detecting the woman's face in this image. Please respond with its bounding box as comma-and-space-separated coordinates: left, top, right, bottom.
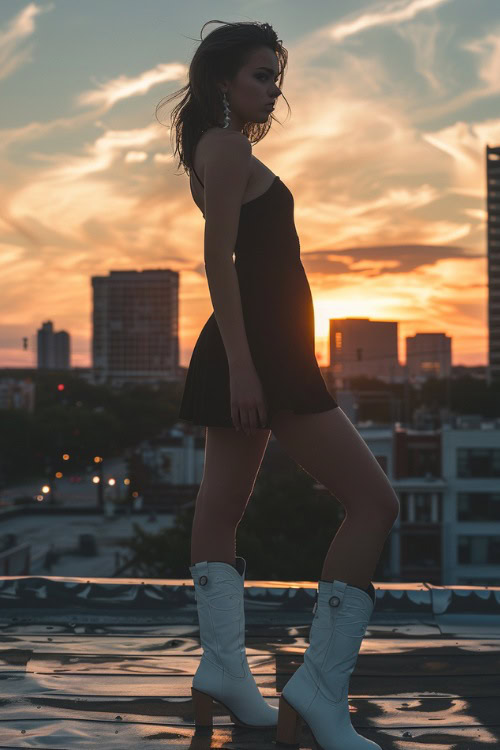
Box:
221, 46, 282, 130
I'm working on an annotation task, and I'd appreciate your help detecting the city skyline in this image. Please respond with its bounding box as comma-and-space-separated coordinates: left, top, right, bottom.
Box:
1, 0, 499, 368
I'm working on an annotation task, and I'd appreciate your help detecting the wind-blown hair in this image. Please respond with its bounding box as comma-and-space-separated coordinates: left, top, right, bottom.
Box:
156, 20, 290, 179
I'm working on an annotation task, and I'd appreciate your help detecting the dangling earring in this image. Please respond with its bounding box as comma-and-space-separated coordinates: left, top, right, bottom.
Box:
222, 91, 231, 129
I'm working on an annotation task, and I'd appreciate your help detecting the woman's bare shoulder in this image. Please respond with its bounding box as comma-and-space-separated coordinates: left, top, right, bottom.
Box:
198, 127, 249, 152
195, 130, 251, 183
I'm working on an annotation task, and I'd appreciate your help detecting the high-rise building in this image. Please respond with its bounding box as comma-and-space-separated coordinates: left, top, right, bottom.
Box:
406, 332, 452, 379
329, 317, 403, 383
37, 321, 70, 369
91, 269, 179, 385
486, 144, 500, 384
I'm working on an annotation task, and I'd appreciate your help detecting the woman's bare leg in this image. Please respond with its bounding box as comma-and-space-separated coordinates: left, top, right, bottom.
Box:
190, 425, 272, 566
269, 406, 400, 588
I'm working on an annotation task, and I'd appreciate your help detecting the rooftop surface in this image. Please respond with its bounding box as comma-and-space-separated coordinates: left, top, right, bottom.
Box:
1, 576, 499, 749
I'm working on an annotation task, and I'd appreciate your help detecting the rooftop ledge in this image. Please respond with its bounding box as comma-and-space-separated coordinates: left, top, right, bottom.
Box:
1, 576, 500, 748
1, 575, 500, 620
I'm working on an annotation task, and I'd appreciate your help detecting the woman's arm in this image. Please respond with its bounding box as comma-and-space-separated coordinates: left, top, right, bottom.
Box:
202, 130, 268, 433
203, 131, 254, 370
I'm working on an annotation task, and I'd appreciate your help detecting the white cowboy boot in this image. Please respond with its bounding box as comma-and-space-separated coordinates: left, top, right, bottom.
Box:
189, 556, 278, 728
276, 578, 381, 750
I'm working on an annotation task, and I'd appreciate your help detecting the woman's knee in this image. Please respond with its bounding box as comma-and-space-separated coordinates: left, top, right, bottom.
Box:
379, 493, 400, 528
271, 407, 400, 520
348, 489, 400, 529
195, 485, 250, 527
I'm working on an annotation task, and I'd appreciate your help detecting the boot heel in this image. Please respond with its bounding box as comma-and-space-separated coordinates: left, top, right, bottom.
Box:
191, 687, 214, 727
276, 693, 301, 746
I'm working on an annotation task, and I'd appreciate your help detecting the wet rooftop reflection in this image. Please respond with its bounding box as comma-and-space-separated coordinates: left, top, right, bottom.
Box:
0, 576, 499, 748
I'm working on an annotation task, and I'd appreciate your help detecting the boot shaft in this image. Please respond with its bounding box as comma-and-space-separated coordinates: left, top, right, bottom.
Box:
304, 579, 375, 703
189, 557, 247, 676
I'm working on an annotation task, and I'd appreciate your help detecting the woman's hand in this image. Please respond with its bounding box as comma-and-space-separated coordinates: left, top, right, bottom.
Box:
229, 363, 268, 436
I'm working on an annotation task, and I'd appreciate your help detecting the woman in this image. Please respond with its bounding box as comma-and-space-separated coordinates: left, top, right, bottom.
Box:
159, 20, 398, 750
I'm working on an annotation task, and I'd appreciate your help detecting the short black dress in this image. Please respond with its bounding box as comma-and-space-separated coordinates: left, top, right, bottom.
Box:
178, 166, 338, 430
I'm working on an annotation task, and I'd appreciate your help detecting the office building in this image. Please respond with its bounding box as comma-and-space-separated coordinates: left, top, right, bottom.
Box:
91, 269, 179, 385
36, 321, 70, 369
486, 144, 500, 383
329, 317, 404, 383
406, 332, 452, 380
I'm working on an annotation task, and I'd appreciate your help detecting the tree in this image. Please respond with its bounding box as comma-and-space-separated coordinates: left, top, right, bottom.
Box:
116, 462, 345, 581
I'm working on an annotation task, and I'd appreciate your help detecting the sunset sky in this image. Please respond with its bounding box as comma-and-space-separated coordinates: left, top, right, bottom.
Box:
1, 0, 499, 369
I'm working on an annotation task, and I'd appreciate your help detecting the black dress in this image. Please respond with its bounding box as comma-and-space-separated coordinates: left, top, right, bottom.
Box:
178, 166, 338, 429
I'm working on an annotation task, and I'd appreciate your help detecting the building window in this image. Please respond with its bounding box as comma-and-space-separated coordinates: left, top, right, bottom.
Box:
399, 492, 441, 523
401, 531, 441, 568
458, 535, 500, 564
407, 445, 440, 477
415, 494, 431, 522
457, 448, 500, 478
457, 493, 500, 521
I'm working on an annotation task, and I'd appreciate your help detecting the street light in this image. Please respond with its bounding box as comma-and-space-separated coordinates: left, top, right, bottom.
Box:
93, 456, 104, 511
41, 484, 55, 504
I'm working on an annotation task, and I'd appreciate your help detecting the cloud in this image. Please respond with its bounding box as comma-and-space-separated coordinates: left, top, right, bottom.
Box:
0, 0, 495, 367
413, 26, 500, 122
76, 62, 187, 110
0, 53, 186, 152
392, 19, 446, 93
302, 242, 478, 277
326, 0, 456, 43
0, 2, 54, 81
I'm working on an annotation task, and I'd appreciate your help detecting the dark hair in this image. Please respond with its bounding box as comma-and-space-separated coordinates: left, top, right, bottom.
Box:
156, 20, 290, 179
